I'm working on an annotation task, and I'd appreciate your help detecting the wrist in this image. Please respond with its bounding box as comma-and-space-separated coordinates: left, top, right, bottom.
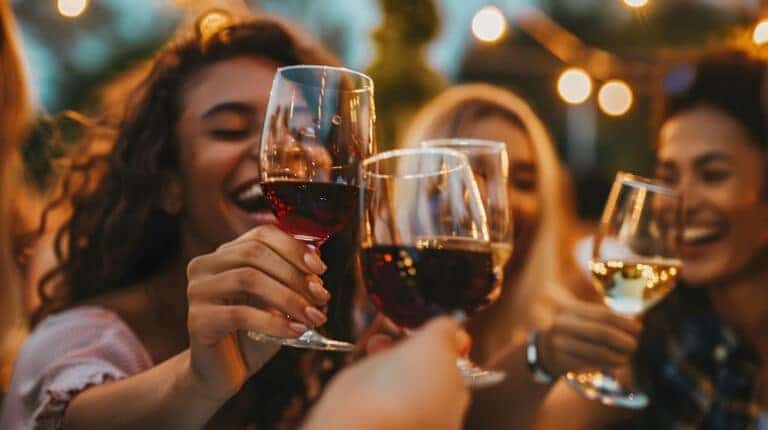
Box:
526, 330, 555, 384
178, 351, 233, 408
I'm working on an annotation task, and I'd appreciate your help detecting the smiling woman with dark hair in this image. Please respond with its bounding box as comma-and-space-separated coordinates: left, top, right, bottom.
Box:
0, 14, 357, 429
633, 48, 768, 430
532, 48, 768, 430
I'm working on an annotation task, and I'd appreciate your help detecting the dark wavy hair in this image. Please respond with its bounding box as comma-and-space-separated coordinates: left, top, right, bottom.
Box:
36, 14, 348, 427
659, 48, 768, 152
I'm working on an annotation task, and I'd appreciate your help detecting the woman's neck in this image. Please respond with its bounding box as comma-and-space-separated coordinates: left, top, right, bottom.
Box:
709, 251, 768, 357
143, 260, 189, 324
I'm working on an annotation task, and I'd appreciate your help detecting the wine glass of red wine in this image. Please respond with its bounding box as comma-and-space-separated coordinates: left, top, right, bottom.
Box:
421, 139, 512, 385
251, 65, 375, 351
361, 147, 503, 388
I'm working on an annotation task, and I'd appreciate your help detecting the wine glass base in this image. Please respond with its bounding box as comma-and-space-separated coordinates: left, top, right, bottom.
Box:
456, 357, 506, 388
564, 370, 648, 409
248, 329, 355, 352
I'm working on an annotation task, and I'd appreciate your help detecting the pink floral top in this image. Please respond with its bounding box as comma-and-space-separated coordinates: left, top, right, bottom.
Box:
0, 307, 153, 429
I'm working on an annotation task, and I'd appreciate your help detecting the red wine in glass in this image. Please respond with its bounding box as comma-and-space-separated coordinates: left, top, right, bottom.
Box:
262, 180, 359, 247
362, 237, 497, 329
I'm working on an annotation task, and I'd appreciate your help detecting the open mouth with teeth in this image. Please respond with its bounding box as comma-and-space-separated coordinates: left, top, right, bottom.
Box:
230, 180, 271, 213
682, 224, 727, 246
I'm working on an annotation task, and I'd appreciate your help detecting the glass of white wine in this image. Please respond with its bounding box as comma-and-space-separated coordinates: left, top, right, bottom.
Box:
565, 171, 683, 409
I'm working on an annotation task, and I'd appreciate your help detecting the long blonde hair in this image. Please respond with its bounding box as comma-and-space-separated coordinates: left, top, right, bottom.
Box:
0, 0, 31, 387
401, 83, 581, 356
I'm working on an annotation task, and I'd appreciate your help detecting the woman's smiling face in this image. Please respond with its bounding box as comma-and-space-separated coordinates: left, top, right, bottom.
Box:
656, 106, 768, 286
174, 56, 279, 257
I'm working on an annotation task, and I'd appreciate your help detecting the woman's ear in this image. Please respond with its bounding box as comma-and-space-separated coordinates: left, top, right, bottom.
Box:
160, 174, 183, 215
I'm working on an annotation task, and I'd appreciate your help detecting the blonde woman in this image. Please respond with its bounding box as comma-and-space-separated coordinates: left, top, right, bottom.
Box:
400, 84, 641, 429
0, 0, 32, 392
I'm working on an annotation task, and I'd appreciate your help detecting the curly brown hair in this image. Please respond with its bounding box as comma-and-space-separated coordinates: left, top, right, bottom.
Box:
36, 14, 352, 427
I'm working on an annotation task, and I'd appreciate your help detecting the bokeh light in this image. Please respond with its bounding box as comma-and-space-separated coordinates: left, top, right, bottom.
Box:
753, 19, 768, 45
58, 0, 88, 18
598, 80, 633, 116
623, 0, 648, 8
471, 6, 507, 43
557, 68, 592, 104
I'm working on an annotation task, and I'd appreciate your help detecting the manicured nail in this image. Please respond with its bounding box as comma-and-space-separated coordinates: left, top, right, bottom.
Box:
305, 306, 327, 326
289, 322, 309, 335
304, 249, 327, 274
307, 275, 330, 303
456, 329, 472, 355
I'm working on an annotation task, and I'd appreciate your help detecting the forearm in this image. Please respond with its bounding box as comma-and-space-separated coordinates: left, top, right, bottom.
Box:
64, 350, 225, 430
531, 380, 632, 430
464, 340, 553, 429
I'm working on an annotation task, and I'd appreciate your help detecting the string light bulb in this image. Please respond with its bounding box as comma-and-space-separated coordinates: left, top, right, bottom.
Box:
471, 6, 507, 43
58, 0, 88, 18
557, 68, 592, 105
622, 0, 648, 8
753, 19, 768, 45
598, 80, 633, 116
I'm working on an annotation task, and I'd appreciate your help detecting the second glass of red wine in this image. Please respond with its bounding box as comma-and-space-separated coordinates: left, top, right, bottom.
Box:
421, 139, 512, 385
251, 65, 375, 351
361, 147, 505, 388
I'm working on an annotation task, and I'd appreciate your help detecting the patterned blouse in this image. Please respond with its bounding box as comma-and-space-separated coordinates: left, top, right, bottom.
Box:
624, 286, 767, 429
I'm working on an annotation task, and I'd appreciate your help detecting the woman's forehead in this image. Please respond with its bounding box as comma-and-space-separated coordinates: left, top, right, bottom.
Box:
181, 57, 278, 115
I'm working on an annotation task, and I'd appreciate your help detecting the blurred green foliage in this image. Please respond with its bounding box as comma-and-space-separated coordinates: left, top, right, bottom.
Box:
366, 0, 447, 150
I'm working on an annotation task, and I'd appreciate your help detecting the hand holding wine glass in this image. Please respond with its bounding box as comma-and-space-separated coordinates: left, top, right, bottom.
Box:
536, 288, 643, 379
252, 65, 375, 351
304, 317, 471, 430
564, 172, 683, 409
186, 224, 330, 402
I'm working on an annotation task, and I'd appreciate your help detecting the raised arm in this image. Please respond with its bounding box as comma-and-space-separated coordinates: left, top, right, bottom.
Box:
63, 225, 330, 429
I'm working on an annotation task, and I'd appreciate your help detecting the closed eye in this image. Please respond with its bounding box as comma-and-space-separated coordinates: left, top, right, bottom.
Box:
700, 168, 731, 183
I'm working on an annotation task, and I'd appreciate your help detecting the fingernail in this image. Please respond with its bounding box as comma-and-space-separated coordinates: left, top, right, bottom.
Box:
307, 275, 330, 303
456, 329, 471, 355
289, 322, 309, 335
305, 306, 327, 326
304, 250, 327, 274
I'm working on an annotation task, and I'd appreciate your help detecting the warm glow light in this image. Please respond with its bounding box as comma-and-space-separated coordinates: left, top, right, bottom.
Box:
622, 0, 648, 8
471, 6, 507, 43
198, 10, 232, 39
753, 19, 768, 45
58, 0, 88, 18
598, 80, 633, 116
557, 68, 592, 104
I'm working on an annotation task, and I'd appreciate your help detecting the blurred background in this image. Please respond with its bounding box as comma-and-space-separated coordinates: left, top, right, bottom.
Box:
11, 0, 766, 219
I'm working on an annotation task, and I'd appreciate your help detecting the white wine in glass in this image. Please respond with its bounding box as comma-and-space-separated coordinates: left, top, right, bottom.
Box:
565, 172, 683, 409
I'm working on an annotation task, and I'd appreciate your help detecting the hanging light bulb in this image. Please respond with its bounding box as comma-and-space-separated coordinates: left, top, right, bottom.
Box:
598, 80, 633, 117
58, 0, 88, 18
753, 19, 768, 45
472, 6, 507, 43
623, 0, 648, 8
557, 68, 592, 105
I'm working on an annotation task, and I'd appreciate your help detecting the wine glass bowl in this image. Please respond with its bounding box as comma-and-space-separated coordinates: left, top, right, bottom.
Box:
420, 139, 513, 287
565, 171, 683, 408
251, 65, 375, 351
361, 147, 506, 387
